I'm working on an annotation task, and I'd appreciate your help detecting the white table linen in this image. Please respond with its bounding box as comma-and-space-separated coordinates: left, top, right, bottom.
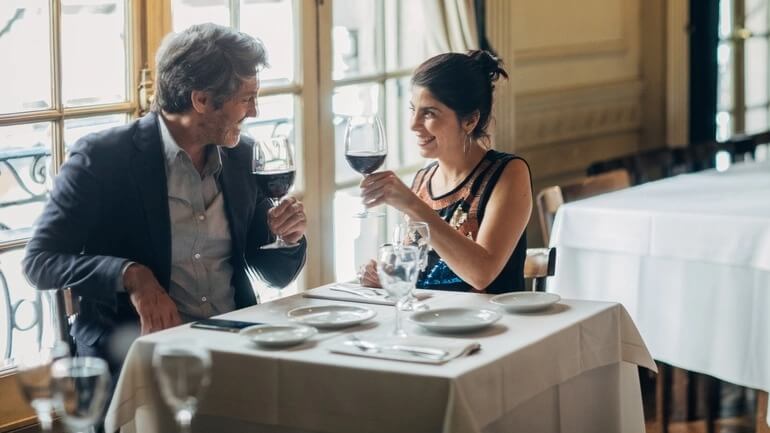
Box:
548, 161, 770, 425
105, 291, 654, 433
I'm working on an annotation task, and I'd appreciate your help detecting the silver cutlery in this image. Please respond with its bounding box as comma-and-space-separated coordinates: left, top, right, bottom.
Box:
346, 335, 448, 360
330, 286, 389, 299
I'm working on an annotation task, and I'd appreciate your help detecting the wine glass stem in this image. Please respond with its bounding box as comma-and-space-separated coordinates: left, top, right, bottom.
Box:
271, 198, 286, 246
393, 299, 404, 336
177, 409, 193, 433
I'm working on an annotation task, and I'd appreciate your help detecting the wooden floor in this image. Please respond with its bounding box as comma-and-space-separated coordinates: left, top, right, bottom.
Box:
641, 363, 769, 433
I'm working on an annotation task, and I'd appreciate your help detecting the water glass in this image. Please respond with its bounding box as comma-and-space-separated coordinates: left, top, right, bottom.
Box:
377, 244, 420, 337
15, 343, 70, 431
50, 356, 111, 433
152, 340, 211, 433
393, 221, 431, 311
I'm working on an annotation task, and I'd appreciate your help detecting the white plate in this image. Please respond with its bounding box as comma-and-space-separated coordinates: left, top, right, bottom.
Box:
240, 324, 317, 347
287, 305, 377, 329
489, 292, 561, 313
408, 308, 501, 333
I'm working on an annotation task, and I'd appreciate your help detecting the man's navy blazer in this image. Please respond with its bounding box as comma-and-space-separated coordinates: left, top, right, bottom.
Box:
23, 112, 307, 346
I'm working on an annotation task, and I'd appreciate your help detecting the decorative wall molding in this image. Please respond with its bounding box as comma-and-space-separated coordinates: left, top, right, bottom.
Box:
515, 80, 643, 149
511, 0, 631, 65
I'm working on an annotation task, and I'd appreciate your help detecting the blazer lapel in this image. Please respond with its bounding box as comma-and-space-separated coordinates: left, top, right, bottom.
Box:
219, 147, 250, 260
130, 112, 172, 288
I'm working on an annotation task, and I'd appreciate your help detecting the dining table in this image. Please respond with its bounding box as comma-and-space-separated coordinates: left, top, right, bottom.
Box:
104, 285, 656, 433
547, 160, 770, 426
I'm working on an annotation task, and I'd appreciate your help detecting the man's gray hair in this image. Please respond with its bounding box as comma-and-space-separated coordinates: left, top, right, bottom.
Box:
153, 23, 268, 113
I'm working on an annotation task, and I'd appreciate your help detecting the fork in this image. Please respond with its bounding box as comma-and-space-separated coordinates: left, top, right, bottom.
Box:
346, 335, 448, 360
330, 286, 388, 298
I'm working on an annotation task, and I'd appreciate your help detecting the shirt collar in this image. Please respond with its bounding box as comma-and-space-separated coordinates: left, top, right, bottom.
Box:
157, 114, 222, 177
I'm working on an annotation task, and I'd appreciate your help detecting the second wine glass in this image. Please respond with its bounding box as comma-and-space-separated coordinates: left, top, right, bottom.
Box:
344, 115, 387, 218
376, 244, 420, 337
393, 221, 431, 312
253, 136, 298, 249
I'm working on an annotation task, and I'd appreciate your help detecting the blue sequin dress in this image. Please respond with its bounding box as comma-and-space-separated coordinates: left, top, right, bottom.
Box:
413, 150, 529, 294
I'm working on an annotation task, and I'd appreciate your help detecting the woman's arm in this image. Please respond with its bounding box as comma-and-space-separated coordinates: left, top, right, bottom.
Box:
362, 159, 531, 291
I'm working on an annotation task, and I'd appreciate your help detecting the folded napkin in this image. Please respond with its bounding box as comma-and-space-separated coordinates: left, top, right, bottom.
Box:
329, 334, 480, 365
303, 283, 432, 306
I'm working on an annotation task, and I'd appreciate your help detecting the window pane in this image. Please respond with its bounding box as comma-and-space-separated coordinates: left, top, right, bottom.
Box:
172, 0, 230, 31
396, 0, 429, 69
333, 83, 382, 184
64, 114, 128, 151
0, 122, 52, 232
719, 0, 733, 39
61, 0, 127, 107
745, 37, 768, 108
385, 77, 424, 168
745, 106, 769, 134
333, 0, 381, 80
0, 1, 52, 114
746, 0, 768, 34
0, 249, 58, 367
242, 94, 301, 189
333, 186, 387, 282
717, 42, 734, 111
240, 0, 294, 84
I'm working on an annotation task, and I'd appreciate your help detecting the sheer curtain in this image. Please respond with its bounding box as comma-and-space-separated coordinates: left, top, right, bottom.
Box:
424, 0, 480, 53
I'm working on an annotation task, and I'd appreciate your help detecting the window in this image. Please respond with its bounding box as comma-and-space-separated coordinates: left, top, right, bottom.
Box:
329, 0, 430, 282
717, 0, 770, 140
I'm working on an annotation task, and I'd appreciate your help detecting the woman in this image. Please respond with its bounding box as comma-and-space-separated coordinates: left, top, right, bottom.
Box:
360, 50, 532, 294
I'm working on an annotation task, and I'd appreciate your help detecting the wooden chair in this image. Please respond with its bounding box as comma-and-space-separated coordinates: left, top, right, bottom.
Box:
536, 169, 632, 245
52, 287, 79, 355
523, 247, 556, 292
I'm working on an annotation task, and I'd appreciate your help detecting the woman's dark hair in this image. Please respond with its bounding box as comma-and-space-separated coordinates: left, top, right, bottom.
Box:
411, 50, 508, 142
153, 23, 268, 113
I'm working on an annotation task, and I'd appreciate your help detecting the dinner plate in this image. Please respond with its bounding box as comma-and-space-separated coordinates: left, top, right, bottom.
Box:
287, 305, 377, 329
489, 292, 561, 313
240, 324, 317, 347
408, 308, 501, 333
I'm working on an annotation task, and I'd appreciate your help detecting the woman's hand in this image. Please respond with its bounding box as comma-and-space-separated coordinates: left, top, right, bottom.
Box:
360, 171, 418, 213
358, 259, 381, 288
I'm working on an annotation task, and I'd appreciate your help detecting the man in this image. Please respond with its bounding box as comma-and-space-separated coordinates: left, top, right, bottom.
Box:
22, 23, 307, 366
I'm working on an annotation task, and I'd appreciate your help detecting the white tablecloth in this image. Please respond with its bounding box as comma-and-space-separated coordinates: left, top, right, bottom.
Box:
548, 161, 770, 425
105, 290, 655, 433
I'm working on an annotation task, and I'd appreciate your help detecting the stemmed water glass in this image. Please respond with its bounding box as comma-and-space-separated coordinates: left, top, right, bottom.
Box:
15, 343, 70, 431
393, 221, 431, 312
253, 135, 298, 250
376, 244, 420, 338
50, 356, 111, 433
152, 340, 211, 433
344, 115, 387, 218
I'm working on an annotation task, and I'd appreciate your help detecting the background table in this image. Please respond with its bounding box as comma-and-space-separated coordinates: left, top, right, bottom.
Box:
548, 161, 770, 425
105, 290, 655, 433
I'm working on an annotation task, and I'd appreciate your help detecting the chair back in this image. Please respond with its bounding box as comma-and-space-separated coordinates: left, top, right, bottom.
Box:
536, 169, 631, 244
524, 247, 556, 291
52, 288, 79, 354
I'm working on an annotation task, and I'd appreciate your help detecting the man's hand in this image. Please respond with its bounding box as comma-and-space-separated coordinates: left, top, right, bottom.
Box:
268, 196, 307, 244
124, 264, 181, 335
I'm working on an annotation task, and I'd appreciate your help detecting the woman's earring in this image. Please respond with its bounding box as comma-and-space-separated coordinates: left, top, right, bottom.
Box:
464, 134, 471, 154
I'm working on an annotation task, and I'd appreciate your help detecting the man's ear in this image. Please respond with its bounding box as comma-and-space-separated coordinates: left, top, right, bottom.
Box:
190, 90, 211, 113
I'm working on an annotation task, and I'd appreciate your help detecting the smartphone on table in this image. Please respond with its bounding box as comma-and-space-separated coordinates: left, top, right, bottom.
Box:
190, 318, 262, 333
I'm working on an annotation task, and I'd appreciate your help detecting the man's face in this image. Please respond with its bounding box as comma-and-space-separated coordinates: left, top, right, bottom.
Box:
205, 75, 259, 147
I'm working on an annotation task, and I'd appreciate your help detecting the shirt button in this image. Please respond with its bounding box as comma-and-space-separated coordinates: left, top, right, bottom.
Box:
198, 214, 206, 221
194, 253, 201, 260
201, 296, 207, 302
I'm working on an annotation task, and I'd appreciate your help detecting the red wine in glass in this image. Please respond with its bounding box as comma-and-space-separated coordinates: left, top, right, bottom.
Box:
344, 115, 387, 218
253, 136, 298, 249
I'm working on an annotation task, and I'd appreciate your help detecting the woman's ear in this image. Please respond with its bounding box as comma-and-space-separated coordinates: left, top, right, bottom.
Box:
463, 110, 480, 135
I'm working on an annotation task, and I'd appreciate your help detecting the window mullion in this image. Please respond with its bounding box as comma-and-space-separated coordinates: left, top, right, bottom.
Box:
230, 0, 240, 30
50, 0, 65, 174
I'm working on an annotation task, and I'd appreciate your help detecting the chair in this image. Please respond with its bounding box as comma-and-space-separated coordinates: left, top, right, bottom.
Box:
523, 247, 556, 292
52, 287, 79, 355
536, 169, 632, 245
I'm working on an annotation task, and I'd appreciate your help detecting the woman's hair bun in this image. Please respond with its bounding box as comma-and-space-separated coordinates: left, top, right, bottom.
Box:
467, 50, 508, 83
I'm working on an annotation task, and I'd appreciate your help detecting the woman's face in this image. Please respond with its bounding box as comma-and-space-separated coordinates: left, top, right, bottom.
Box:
409, 86, 467, 159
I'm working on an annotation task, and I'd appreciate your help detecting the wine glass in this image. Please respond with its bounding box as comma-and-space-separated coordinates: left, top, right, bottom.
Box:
393, 221, 431, 312
376, 244, 420, 337
50, 356, 111, 433
15, 343, 70, 432
253, 135, 298, 249
152, 340, 211, 433
344, 115, 387, 218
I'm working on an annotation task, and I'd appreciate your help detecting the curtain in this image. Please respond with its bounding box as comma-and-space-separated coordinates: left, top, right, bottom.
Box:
424, 0, 480, 54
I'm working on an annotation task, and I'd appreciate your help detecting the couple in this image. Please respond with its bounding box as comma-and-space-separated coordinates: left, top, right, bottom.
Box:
22, 23, 531, 370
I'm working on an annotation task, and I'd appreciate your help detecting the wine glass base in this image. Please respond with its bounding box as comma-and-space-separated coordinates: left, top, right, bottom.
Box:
352, 211, 386, 219
398, 297, 429, 312
260, 241, 299, 250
